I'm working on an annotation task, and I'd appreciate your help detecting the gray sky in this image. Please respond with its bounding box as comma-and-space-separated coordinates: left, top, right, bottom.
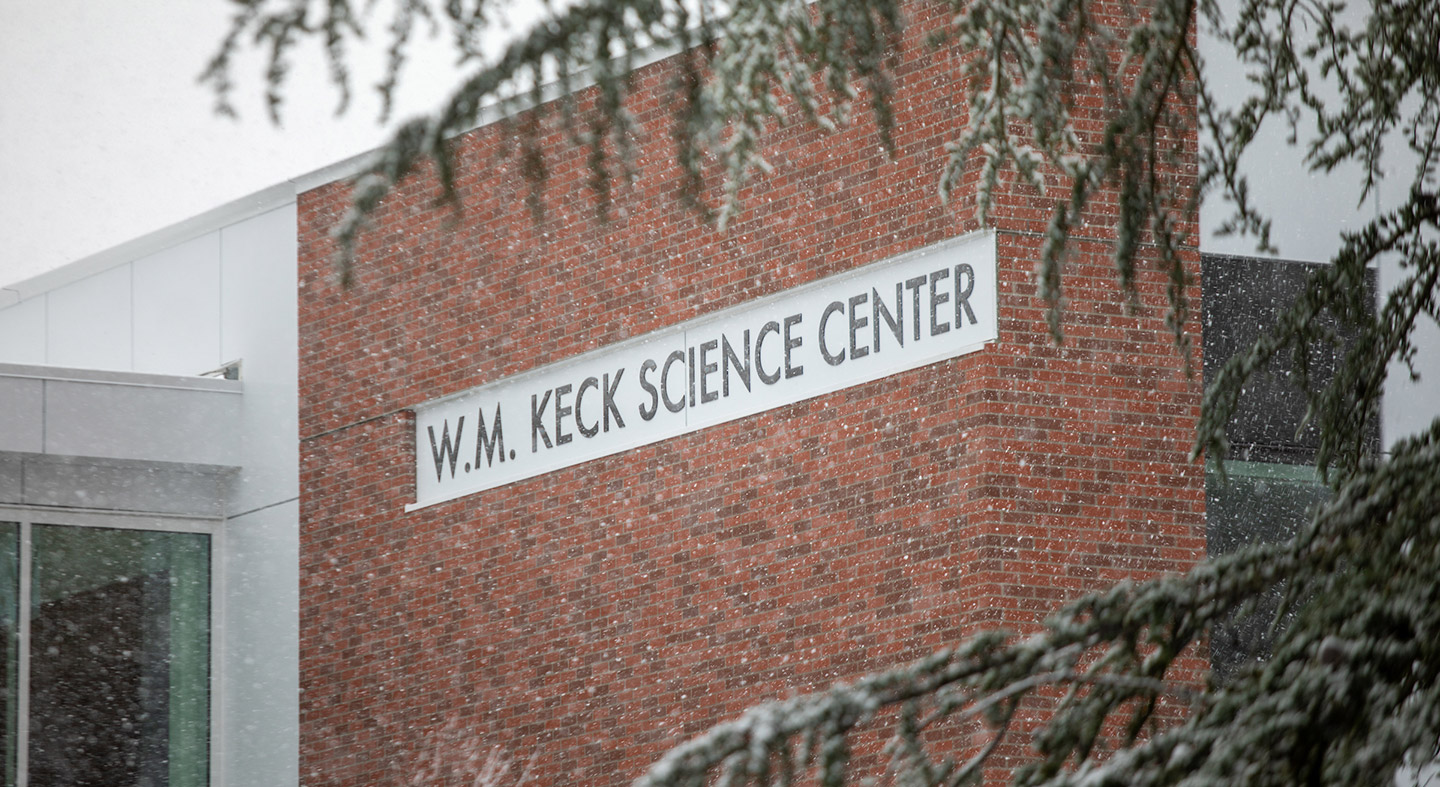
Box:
0, 0, 465, 289
0, 0, 1400, 291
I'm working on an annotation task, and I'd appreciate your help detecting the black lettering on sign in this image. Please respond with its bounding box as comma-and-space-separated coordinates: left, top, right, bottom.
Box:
661, 350, 686, 413
904, 275, 927, 341
722, 331, 751, 396
554, 383, 574, 445
783, 313, 804, 379
848, 293, 869, 360
756, 321, 781, 385
955, 263, 978, 326
688, 347, 697, 408
428, 416, 465, 482
820, 301, 846, 366
638, 360, 659, 421
475, 404, 505, 468
699, 340, 719, 404
576, 377, 600, 438
929, 268, 951, 336
603, 369, 626, 431
416, 240, 994, 507
531, 391, 552, 452
873, 284, 903, 353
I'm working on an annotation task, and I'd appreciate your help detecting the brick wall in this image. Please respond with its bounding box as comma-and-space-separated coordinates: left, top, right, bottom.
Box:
296, 3, 1204, 783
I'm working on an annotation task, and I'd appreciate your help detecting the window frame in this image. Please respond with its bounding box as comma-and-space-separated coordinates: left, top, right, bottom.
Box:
0, 504, 222, 787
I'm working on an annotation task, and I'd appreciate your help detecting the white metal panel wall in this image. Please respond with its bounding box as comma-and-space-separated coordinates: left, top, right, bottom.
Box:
134, 234, 223, 374
0, 298, 46, 365
45, 265, 133, 370
1, 236, 220, 375
0, 196, 300, 787
220, 204, 300, 516
216, 203, 301, 787
219, 499, 300, 787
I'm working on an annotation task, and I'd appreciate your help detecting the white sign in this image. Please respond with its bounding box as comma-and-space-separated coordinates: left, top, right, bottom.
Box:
409, 232, 998, 510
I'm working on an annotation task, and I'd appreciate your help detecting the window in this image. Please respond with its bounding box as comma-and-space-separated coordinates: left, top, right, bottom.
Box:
1203, 461, 1328, 679
0, 513, 211, 787
1201, 254, 1376, 678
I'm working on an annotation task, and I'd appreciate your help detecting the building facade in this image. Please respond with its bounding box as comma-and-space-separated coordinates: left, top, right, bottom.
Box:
293, 8, 1206, 784
0, 193, 299, 787
2, 3, 1437, 786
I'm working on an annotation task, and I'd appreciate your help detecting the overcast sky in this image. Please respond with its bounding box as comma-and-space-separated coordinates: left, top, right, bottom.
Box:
0, 0, 1402, 292
0, 0, 470, 289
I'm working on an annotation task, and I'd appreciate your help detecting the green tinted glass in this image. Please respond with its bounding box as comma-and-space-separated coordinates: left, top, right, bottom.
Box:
30, 525, 209, 787
0, 524, 16, 787
1206, 462, 1329, 680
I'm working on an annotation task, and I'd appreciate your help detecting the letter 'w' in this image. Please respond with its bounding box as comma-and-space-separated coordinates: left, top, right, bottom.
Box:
428, 417, 465, 482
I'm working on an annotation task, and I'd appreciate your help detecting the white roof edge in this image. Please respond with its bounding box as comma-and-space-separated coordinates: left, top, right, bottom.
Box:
0, 33, 692, 309
291, 148, 381, 194
0, 361, 244, 393
1, 182, 298, 306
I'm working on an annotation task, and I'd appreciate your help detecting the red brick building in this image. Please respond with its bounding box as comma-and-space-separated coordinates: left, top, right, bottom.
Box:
295, 6, 1205, 783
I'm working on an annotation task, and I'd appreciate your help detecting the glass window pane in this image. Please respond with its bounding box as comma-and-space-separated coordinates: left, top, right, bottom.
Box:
1206, 462, 1329, 680
0, 523, 15, 787
30, 526, 209, 787
1201, 254, 1379, 463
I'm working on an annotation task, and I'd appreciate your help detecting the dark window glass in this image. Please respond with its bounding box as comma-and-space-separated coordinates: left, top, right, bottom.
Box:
29, 526, 209, 787
1201, 254, 1373, 679
1204, 463, 1328, 680
1201, 254, 1378, 463
0, 524, 16, 787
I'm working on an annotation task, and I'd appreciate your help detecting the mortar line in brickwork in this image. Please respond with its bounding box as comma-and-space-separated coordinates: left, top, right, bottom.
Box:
301, 408, 409, 443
